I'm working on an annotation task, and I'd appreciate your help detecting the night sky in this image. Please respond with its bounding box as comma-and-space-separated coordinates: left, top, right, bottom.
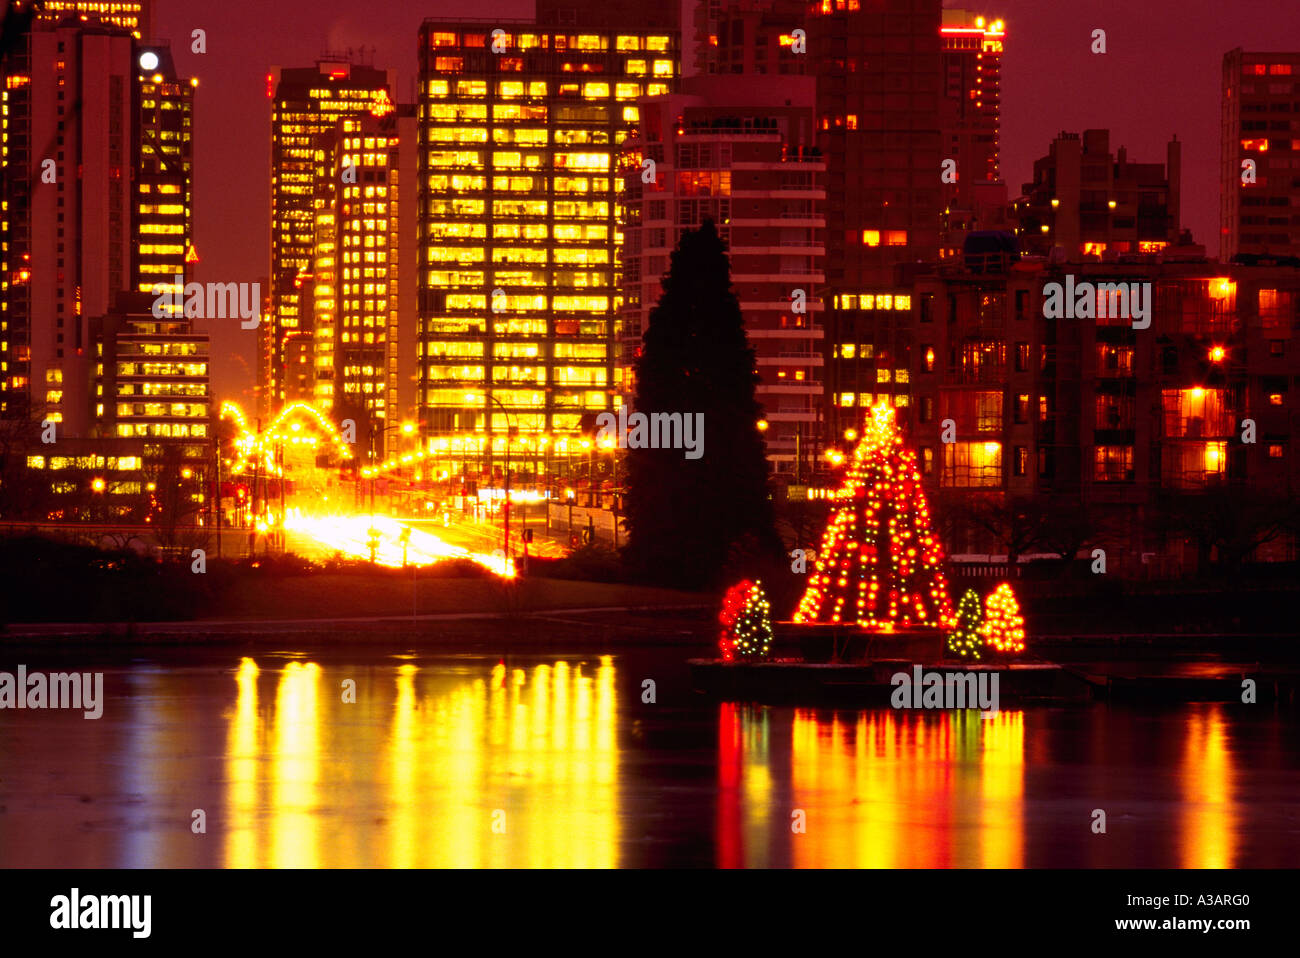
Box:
153, 0, 1300, 403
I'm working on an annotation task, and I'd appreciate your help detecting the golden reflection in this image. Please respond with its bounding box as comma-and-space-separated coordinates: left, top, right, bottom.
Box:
224, 658, 262, 868
224, 656, 617, 867
270, 661, 322, 868
1181, 704, 1236, 868
978, 710, 1024, 868
784, 707, 1024, 867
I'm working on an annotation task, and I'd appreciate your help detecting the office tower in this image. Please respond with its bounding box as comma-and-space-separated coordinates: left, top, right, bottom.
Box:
937, 10, 1007, 257
416, 19, 678, 483
309, 108, 416, 458
810, 0, 943, 443
29, 0, 154, 39
0, 18, 137, 431
134, 42, 195, 311
268, 59, 394, 412
91, 290, 210, 457
1016, 129, 1183, 259
623, 74, 824, 478
939, 11, 1002, 206
1222, 48, 1300, 261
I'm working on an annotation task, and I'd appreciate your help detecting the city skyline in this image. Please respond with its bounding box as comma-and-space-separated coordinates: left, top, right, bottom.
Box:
2, 0, 1300, 893
144, 0, 1300, 404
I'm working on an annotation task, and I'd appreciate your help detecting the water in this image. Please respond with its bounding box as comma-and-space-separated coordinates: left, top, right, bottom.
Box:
1, 650, 1297, 867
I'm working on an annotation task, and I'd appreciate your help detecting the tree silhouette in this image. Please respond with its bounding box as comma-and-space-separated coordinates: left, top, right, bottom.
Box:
623, 221, 780, 588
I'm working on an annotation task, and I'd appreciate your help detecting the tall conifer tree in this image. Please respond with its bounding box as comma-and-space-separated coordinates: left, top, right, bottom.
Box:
623, 222, 780, 588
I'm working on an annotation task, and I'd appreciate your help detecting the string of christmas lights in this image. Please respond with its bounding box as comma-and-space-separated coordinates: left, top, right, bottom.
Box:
947, 588, 985, 659
793, 403, 954, 631
981, 582, 1026, 654
719, 579, 774, 660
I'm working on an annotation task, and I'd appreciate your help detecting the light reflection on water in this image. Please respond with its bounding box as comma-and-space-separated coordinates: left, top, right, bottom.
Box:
718, 704, 1028, 867
0, 653, 1294, 867
221, 656, 619, 868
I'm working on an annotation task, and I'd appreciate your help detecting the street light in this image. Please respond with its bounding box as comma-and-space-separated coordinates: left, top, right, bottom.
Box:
363, 417, 413, 562
466, 391, 515, 559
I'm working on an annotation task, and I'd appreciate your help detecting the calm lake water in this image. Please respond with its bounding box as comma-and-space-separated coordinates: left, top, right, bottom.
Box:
1, 649, 1297, 867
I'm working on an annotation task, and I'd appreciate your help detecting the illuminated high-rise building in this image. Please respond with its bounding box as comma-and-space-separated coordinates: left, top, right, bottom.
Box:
309, 109, 416, 457
416, 19, 678, 481
1, 14, 197, 462
91, 290, 210, 460
623, 74, 825, 478
1222, 48, 1300, 261
936, 10, 1007, 258
939, 11, 1003, 205
268, 60, 394, 411
1, 17, 137, 431
134, 42, 195, 312
810, 0, 943, 442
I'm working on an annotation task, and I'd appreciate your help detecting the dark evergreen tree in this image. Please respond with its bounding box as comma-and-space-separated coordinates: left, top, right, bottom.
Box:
623, 221, 781, 588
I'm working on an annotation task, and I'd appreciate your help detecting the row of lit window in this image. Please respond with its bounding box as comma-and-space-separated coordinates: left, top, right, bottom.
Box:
428, 32, 670, 53
425, 366, 608, 382
421, 318, 609, 336
439, 293, 610, 311
425, 387, 609, 407
116, 362, 207, 377
832, 293, 913, 311
26, 455, 142, 471
838, 393, 909, 407
116, 402, 207, 418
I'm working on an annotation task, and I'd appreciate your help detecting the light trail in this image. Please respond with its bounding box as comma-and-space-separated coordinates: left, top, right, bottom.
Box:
284, 512, 516, 578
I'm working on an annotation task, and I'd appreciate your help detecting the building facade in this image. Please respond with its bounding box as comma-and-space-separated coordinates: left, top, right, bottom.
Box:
810, 0, 943, 442
1222, 48, 1300, 262
309, 109, 416, 458
91, 290, 210, 461
1, 18, 138, 432
416, 19, 678, 482
268, 59, 394, 414
134, 42, 194, 311
622, 74, 825, 478
1016, 129, 1183, 260
902, 255, 1300, 572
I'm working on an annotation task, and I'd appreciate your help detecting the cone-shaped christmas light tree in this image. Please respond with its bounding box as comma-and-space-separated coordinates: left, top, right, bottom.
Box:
794, 403, 954, 630
948, 588, 985, 659
720, 579, 774, 660
981, 582, 1026, 654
